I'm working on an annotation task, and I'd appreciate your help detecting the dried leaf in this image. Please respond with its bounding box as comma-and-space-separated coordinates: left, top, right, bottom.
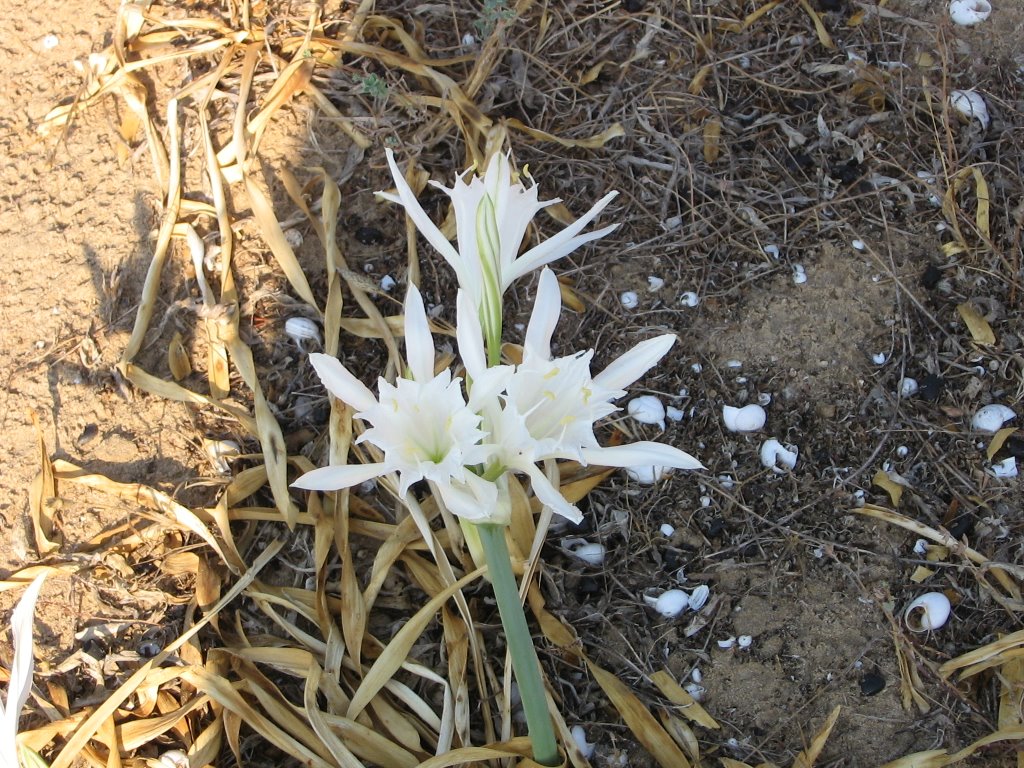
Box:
872, 469, 905, 506
587, 660, 692, 768
987, 427, 1017, 461
505, 118, 625, 148
957, 302, 996, 345
649, 670, 719, 729
703, 119, 722, 163
792, 705, 841, 768
167, 331, 191, 381
28, 410, 62, 555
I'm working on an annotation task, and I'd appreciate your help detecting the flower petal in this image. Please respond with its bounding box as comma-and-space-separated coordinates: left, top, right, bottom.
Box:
403, 284, 434, 383
4, 573, 47, 746
456, 289, 488, 382
505, 191, 619, 287
310, 353, 378, 413
291, 462, 389, 491
524, 268, 562, 360
379, 149, 462, 268
522, 463, 584, 524
580, 441, 704, 470
593, 334, 676, 392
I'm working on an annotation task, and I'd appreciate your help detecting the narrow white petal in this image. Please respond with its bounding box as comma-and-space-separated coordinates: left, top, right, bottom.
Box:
5, 573, 47, 742
291, 462, 389, 490
456, 289, 487, 381
309, 353, 378, 413
523, 463, 584, 524
523, 268, 562, 359
593, 335, 676, 391
505, 191, 619, 286
381, 149, 463, 268
580, 442, 704, 470
437, 474, 501, 523
403, 284, 435, 383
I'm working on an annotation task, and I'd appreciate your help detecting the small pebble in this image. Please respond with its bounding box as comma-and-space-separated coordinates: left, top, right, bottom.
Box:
859, 671, 886, 696
896, 445, 909, 458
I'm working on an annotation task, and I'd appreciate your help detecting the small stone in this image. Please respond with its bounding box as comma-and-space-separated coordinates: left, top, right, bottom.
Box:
859, 671, 886, 696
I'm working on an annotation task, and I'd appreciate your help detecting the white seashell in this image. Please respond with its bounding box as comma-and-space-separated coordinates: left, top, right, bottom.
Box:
666, 406, 684, 422
972, 404, 1016, 433
726, 359, 743, 369
949, 0, 992, 25
991, 457, 1018, 478
913, 538, 929, 555
647, 275, 665, 291
688, 584, 710, 611
571, 726, 596, 759
42, 33, 60, 50
684, 682, 706, 701
899, 377, 919, 397
764, 244, 780, 259
690, 667, 703, 683
380, 274, 397, 291
792, 264, 807, 285
283, 228, 304, 248
852, 239, 866, 251
461, 32, 477, 46
626, 465, 668, 484
760, 439, 798, 473
565, 541, 605, 566
158, 752, 191, 768
680, 291, 700, 307
722, 404, 767, 433
204, 439, 240, 474
285, 317, 322, 347
620, 291, 639, 309
644, 589, 690, 618
659, 523, 675, 537
717, 636, 736, 649
737, 635, 753, 649
904, 592, 951, 632
872, 352, 887, 365
628, 395, 666, 429
896, 445, 909, 458
691, 362, 703, 374
950, 89, 990, 130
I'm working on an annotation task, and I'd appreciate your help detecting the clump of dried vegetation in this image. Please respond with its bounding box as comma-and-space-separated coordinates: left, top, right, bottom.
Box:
6, 0, 1024, 766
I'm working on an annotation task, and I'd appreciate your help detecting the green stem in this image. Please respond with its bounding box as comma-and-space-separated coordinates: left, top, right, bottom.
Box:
476, 523, 559, 766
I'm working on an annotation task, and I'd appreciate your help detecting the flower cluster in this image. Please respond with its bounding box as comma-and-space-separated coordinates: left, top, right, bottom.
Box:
294, 149, 701, 524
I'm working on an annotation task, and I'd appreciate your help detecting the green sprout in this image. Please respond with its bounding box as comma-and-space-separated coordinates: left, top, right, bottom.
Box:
474, 0, 516, 38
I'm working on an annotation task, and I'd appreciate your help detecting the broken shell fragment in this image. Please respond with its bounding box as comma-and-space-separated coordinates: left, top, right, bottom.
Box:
158, 751, 191, 768
792, 264, 807, 285
570, 726, 596, 759
688, 584, 710, 611
737, 634, 753, 649
285, 317, 322, 347
949, 0, 992, 25
659, 523, 675, 537
562, 538, 606, 566
628, 395, 667, 429
647, 275, 665, 291
904, 592, 951, 632
684, 682, 706, 701
722, 404, 766, 433
760, 439, 799, 472
680, 291, 700, 307
950, 89, 990, 130
620, 291, 639, 309
991, 457, 1018, 479
717, 636, 737, 649
644, 589, 690, 618
972, 404, 1016, 433
626, 465, 668, 484
204, 439, 240, 474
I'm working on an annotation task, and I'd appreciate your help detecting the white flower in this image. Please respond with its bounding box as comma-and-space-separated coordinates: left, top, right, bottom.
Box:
1, 573, 47, 768
379, 149, 619, 354
459, 268, 703, 523
293, 285, 500, 521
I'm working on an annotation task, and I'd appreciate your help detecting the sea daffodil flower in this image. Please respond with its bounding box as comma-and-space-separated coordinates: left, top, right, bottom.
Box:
1, 573, 47, 768
458, 268, 704, 523
293, 285, 500, 521
378, 148, 619, 360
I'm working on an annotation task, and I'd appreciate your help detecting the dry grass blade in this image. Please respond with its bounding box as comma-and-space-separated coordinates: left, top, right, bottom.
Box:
585, 659, 693, 768
49, 540, 285, 768
649, 669, 720, 730
504, 118, 625, 149
791, 705, 841, 768
346, 567, 483, 721
28, 409, 61, 554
